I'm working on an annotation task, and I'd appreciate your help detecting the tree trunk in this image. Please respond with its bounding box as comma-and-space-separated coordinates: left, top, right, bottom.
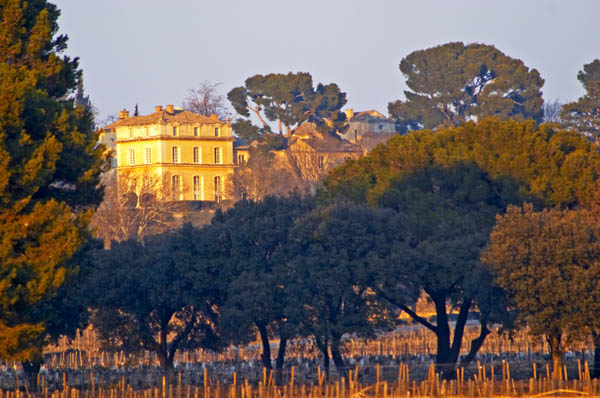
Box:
593, 332, 600, 379
275, 336, 287, 385
22, 359, 42, 391
330, 333, 346, 374
315, 336, 330, 380
548, 333, 563, 380
448, 298, 472, 365
431, 294, 472, 379
248, 105, 269, 129
461, 317, 490, 365
256, 321, 273, 371
433, 295, 453, 378
157, 349, 176, 385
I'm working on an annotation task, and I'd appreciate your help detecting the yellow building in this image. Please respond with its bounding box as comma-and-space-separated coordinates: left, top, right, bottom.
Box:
105, 105, 235, 202
273, 122, 363, 183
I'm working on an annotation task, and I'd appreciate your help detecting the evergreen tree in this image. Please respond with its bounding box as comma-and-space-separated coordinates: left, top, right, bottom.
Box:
322, 117, 600, 376
214, 195, 315, 382
228, 72, 348, 139
89, 225, 227, 384
561, 59, 600, 139
288, 202, 393, 377
482, 205, 600, 379
388, 42, 544, 130
0, 0, 105, 369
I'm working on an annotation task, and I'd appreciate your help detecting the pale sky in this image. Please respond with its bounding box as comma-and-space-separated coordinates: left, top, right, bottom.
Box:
51, 0, 600, 124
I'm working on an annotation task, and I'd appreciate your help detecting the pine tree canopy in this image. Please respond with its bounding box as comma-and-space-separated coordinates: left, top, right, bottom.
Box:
561, 59, 600, 139
388, 42, 545, 131
228, 72, 348, 140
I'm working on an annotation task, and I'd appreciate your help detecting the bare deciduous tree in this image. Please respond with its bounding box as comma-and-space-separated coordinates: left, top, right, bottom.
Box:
543, 99, 563, 123
183, 80, 230, 118
90, 171, 184, 246
232, 149, 309, 201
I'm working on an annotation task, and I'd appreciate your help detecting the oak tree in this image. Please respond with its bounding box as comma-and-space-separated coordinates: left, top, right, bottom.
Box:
482, 205, 600, 379
288, 202, 393, 377
322, 118, 600, 374
89, 224, 227, 383
372, 164, 519, 377
214, 195, 315, 381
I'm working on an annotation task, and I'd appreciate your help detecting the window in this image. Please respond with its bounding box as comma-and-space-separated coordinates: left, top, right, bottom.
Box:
238, 154, 246, 165
172, 175, 181, 201
194, 127, 199, 136
214, 176, 222, 202
144, 147, 152, 164
193, 147, 201, 163
128, 148, 135, 165
172, 126, 177, 136
193, 176, 204, 201
214, 127, 220, 137
214, 147, 221, 164
172, 146, 179, 163
317, 155, 324, 170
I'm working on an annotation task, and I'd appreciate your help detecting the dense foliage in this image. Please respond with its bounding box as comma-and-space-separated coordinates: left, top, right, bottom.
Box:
212, 195, 315, 378
372, 164, 519, 376
89, 224, 227, 383
228, 72, 348, 140
288, 202, 394, 375
561, 59, 600, 139
388, 42, 544, 130
321, 117, 600, 376
4, 7, 600, 381
483, 205, 600, 378
324, 118, 600, 208
0, 0, 104, 367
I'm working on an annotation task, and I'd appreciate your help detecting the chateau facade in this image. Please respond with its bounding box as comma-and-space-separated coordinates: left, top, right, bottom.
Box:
340, 109, 399, 150
104, 105, 236, 202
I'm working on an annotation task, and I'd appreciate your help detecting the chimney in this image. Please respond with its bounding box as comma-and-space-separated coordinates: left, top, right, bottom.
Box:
118, 109, 130, 120
166, 104, 175, 114
155, 105, 163, 112
345, 108, 354, 120
210, 114, 219, 120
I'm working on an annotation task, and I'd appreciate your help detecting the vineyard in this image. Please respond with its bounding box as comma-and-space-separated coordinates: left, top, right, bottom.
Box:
0, 324, 597, 397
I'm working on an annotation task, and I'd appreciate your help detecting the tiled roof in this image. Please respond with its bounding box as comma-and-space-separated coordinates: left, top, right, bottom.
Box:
299, 136, 363, 153
351, 110, 390, 121
290, 122, 362, 153
104, 109, 221, 129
